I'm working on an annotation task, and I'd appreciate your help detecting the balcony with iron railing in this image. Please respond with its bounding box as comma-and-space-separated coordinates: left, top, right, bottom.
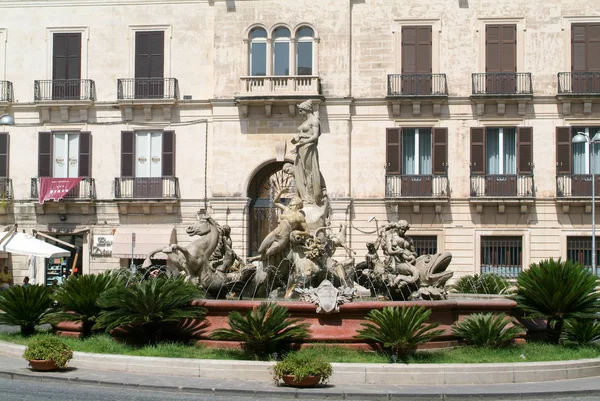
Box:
471, 73, 532, 96
0, 81, 13, 102
117, 78, 179, 100
31, 178, 95, 200
238, 75, 320, 97
387, 74, 448, 97
0, 178, 13, 201
34, 79, 95, 101
114, 177, 179, 199
470, 174, 534, 198
556, 174, 600, 198
558, 72, 600, 95
385, 175, 449, 198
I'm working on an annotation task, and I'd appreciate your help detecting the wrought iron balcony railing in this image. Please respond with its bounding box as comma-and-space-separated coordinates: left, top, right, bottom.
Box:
0, 178, 13, 200
117, 78, 179, 100
0, 81, 13, 102
385, 175, 449, 198
239, 75, 320, 96
387, 74, 448, 96
556, 174, 600, 197
558, 72, 600, 95
114, 177, 179, 199
470, 174, 534, 198
30, 177, 95, 200
34, 79, 95, 101
471, 73, 532, 95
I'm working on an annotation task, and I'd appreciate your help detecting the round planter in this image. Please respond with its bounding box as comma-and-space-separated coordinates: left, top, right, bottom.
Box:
281, 374, 322, 387
28, 359, 59, 372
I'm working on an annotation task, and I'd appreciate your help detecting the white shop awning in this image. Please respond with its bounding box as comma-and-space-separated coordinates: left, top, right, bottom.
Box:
112, 227, 176, 260
0, 231, 71, 258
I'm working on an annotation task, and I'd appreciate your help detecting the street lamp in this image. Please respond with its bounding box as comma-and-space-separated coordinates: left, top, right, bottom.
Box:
0, 114, 14, 125
572, 130, 600, 273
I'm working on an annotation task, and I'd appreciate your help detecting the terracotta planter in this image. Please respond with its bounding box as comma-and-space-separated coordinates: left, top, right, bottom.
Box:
28, 359, 59, 371
281, 374, 322, 387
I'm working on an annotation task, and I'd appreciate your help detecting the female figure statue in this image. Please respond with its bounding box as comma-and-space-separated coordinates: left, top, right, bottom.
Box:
291, 100, 326, 205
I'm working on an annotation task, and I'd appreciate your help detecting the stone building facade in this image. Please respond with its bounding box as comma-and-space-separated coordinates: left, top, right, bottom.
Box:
0, 0, 598, 284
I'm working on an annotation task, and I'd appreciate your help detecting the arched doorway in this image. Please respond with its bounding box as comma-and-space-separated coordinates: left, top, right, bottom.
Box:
247, 161, 295, 256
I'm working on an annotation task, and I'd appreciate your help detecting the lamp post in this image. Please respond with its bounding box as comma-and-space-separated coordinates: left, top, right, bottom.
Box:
572, 130, 600, 273
0, 114, 14, 126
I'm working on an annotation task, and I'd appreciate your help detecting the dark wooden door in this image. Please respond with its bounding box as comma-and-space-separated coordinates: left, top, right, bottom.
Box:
486, 25, 516, 94
135, 31, 165, 98
401, 26, 432, 95
572, 23, 600, 93
53, 33, 81, 99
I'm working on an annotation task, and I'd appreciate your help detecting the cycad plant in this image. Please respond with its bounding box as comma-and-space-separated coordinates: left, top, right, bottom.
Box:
0, 284, 53, 335
42, 272, 124, 336
560, 319, 600, 345
210, 302, 310, 358
355, 305, 444, 359
451, 273, 510, 294
512, 258, 600, 343
94, 276, 206, 344
452, 313, 523, 348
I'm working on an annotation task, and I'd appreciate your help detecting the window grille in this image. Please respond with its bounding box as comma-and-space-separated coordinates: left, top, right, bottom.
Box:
411, 235, 438, 257
566, 236, 600, 275
481, 236, 522, 278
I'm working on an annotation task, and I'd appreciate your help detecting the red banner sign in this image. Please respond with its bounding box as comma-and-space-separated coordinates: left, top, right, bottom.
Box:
39, 177, 83, 204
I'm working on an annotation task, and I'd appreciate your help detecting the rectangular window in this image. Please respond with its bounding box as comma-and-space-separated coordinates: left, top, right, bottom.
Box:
402, 128, 432, 175
135, 31, 164, 98
121, 131, 174, 178
135, 132, 162, 178
486, 128, 516, 175
481, 236, 522, 278
273, 41, 289, 76
572, 127, 600, 174
38, 132, 91, 178
567, 236, 600, 274
411, 235, 437, 256
53, 133, 80, 178
52, 33, 81, 100
251, 42, 267, 76
296, 41, 313, 75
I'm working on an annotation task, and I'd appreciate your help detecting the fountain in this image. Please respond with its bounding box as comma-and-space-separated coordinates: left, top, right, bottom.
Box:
142, 99, 517, 350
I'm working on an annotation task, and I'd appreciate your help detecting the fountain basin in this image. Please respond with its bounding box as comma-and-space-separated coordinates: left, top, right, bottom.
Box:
192, 298, 519, 350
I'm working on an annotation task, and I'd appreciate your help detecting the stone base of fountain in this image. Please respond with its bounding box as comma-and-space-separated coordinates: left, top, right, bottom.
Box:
192, 298, 519, 350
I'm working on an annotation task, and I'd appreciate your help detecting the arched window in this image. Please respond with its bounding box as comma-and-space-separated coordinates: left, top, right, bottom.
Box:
296, 27, 314, 75
273, 27, 290, 76
249, 27, 267, 76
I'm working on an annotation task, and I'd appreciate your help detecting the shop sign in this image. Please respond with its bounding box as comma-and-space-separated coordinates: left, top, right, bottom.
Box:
92, 235, 113, 257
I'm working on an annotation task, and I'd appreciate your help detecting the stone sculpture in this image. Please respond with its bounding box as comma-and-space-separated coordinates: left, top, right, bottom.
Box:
296, 279, 356, 314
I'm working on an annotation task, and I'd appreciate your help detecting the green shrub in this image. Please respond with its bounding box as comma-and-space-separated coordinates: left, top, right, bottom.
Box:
355, 305, 444, 359
43, 272, 123, 336
512, 258, 600, 343
0, 285, 53, 336
451, 273, 510, 294
561, 319, 600, 345
210, 302, 310, 358
272, 351, 332, 384
452, 313, 524, 348
94, 276, 206, 344
23, 337, 73, 368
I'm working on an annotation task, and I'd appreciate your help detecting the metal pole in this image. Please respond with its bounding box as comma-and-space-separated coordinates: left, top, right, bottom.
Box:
593, 138, 597, 274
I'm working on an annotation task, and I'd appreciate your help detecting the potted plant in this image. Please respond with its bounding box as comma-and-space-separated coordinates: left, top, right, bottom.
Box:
23, 337, 73, 371
272, 351, 332, 387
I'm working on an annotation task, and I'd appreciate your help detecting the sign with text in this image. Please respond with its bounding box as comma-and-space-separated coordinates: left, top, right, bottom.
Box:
91, 235, 113, 257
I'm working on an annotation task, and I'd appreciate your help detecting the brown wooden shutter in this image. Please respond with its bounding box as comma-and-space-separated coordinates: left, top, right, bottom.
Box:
572, 23, 600, 72
401, 27, 416, 74
38, 132, 52, 177
486, 25, 516, 73
162, 131, 175, 177
556, 127, 572, 174
416, 26, 432, 73
135, 31, 164, 79
517, 127, 533, 174
53, 33, 81, 80
386, 128, 402, 175
78, 132, 91, 177
121, 131, 135, 177
432, 127, 447, 175
470, 127, 485, 174
0, 133, 8, 178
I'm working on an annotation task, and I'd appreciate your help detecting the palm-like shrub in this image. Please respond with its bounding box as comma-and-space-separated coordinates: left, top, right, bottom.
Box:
451, 273, 510, 294
452, 313, 523, 348
42, 272, 123, 336
94, 276, 206, 344
513, 258, 600, 343
210, 302, 310, 358
0, 285, 53, 335
560, 319, 600, 345
355, 305, 444, 359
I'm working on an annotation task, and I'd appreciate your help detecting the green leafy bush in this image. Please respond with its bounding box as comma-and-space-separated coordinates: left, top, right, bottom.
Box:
43, 272, 123, 336
23, 337, 73, 368
452, 313, 524, 348
272, 351, 332, 384
210, 302, 310, 358
0, 285, 53, 335
561, 319, 600, 345
355, 305, 444, 359
512, 258, 600, 343
451, 273, 510, 294
94, 276, 206, 344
